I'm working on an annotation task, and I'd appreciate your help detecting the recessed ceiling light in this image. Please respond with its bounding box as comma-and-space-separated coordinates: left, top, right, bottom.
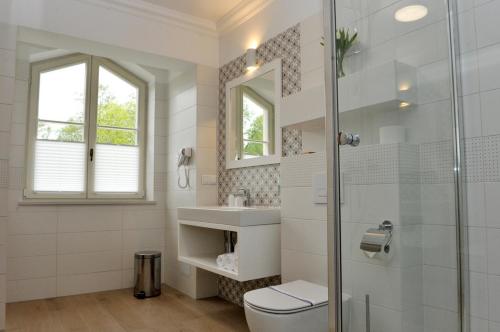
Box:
395, 5, 428, 22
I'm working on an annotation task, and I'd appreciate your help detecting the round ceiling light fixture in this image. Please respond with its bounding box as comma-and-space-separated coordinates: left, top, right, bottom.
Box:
394, 5, 428, 22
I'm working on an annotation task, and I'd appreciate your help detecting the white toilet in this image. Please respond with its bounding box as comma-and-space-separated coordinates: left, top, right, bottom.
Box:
244, 280, 351, 332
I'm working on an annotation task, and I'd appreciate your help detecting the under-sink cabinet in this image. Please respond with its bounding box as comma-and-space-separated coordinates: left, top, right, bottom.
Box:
177, 207, 281, 282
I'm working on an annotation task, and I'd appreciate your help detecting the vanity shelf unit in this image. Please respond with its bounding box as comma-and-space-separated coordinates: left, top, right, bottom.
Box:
177, 209, 281, 282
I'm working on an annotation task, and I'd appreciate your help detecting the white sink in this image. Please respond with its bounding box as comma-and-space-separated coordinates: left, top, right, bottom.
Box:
178, 206, 281, 227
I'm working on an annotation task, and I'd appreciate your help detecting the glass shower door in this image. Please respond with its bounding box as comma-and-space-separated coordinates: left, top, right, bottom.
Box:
326, 0, 465, 331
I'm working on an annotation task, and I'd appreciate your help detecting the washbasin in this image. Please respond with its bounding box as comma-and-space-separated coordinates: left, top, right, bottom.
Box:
178, 206, 281, 227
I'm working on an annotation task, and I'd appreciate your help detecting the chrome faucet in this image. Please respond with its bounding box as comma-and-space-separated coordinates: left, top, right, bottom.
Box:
233, 188, 250, 207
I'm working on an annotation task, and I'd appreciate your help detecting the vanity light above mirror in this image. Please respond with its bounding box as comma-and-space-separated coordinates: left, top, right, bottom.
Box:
225, 59, 282, 169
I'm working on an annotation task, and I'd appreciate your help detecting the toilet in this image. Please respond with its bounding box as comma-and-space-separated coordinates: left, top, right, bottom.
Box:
244, 280, 351, 332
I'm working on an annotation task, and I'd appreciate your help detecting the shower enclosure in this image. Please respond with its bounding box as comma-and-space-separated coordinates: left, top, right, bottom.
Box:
324, 0, 471, 331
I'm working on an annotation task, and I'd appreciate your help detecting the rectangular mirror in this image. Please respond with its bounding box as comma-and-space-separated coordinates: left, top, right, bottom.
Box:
225, 59, 281, 169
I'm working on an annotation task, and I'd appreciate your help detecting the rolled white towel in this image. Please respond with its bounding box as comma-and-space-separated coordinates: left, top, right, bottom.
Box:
216, 253, 238, 272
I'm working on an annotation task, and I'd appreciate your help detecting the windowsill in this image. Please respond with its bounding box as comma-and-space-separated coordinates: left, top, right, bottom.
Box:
18, 199, 157, 206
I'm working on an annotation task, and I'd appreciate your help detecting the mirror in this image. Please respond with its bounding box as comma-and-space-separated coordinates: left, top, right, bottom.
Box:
225, 59, 281, 169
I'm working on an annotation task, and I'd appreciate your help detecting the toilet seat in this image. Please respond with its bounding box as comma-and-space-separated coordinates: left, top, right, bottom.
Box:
244, 280, 328, 315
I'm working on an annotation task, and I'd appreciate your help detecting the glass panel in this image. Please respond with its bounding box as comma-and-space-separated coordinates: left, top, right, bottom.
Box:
37, 121, 84, 142
38, 63, 86, 123
332, 1, 459, 331
96, 128, 137, 146
94, 144, 139, 193
33, 140, 86, 192
97, 66, 138, 129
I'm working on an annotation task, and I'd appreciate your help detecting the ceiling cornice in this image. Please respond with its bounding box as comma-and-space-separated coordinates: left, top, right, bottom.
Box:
217, 0, 275, 34
78, 0, 275, 38
77, 0, 218, 37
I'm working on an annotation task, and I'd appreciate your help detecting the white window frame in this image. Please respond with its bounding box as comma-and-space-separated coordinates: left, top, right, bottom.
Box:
25, 53, 148, 200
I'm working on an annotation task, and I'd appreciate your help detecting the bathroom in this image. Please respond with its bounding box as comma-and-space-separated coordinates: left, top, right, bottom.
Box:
0, 0, 496, 331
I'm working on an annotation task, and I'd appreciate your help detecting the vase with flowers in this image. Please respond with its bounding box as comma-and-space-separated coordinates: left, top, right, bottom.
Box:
335, 28, 358, 78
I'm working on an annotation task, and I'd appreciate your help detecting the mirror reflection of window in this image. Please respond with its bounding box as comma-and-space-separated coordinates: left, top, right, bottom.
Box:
233, 71, 275, 160
241, 88, 274, 159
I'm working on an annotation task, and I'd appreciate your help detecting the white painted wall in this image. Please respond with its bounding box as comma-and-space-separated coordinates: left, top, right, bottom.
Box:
0, 0, 218, 68
218, 0, 322, 65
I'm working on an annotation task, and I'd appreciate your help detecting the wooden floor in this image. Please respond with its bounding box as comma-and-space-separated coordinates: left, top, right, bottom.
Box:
6, 286, 250, 332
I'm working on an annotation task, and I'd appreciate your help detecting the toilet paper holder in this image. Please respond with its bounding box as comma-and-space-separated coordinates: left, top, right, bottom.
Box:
360, 220, 394, 254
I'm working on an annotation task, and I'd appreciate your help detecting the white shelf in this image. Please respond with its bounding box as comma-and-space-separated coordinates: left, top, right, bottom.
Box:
338, 60, 417, 114
279, 61, 417, 131
280, 85, 326, 129
178, 219, 281, 282
178, 253, 238, 279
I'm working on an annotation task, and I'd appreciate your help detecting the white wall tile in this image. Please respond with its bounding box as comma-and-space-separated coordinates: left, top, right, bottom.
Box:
422, 225, 457, 269
57, 207, 122, 233
281, 249, 327, 286
0, 104, 12, 132
57, 251, 122, 275
281, 187, 327, 221
7, 234, 56, 258
475, 0, 500, 48
0, 76, 14, 105
197, 84, 218, 107
57, 271, 122, 297
8, 211, 57, 235
281, 219, 327, 255
0, 23, 16, 50
423, 265, 458, 312
7, 256, 56, 281
480, 89, 500, 136
478, 44, 500, 92
122, 229, 164, 249
471, 272, 489, 319
485, 182, 500, 228
0, 49, 15, 78
488, 274, 500, 322
57, 231, 121, 254
7, 277, 57, 302
123, 210, 165, 230
469, 227, 487, 273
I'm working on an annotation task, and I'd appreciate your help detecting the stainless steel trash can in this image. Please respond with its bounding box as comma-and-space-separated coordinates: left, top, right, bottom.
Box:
134, 251, 161, 299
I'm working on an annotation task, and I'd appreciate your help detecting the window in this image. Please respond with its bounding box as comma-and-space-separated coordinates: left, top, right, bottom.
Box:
26, 54, 147, 199
235, 86, 275, 160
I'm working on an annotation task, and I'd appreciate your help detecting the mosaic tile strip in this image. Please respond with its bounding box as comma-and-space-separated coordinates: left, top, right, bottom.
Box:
217, 25, 302, 206
217, 275, 281, 307
340, 143, 419, 185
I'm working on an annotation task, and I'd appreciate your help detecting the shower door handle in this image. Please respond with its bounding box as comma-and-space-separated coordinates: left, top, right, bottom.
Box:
338, 132, 360, 147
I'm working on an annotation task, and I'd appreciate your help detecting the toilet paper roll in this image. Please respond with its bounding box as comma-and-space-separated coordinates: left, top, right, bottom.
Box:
362, 251, 376, 258
379, 126, 406, 144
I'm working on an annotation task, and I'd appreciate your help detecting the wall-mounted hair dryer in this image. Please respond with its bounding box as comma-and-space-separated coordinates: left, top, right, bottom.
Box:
177, 147, 192, 189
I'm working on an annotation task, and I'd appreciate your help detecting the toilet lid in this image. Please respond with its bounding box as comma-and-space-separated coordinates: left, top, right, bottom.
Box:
244, 280, 328, 314
271, 280, 328, 306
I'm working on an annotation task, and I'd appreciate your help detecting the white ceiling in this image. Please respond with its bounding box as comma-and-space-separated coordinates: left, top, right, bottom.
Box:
141, 0, 245, 21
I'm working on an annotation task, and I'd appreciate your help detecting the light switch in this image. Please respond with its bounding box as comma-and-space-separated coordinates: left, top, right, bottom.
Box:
313, 173, 327, 204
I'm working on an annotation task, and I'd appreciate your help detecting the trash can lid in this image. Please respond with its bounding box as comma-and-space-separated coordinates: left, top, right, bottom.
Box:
135, 250, 161, 258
